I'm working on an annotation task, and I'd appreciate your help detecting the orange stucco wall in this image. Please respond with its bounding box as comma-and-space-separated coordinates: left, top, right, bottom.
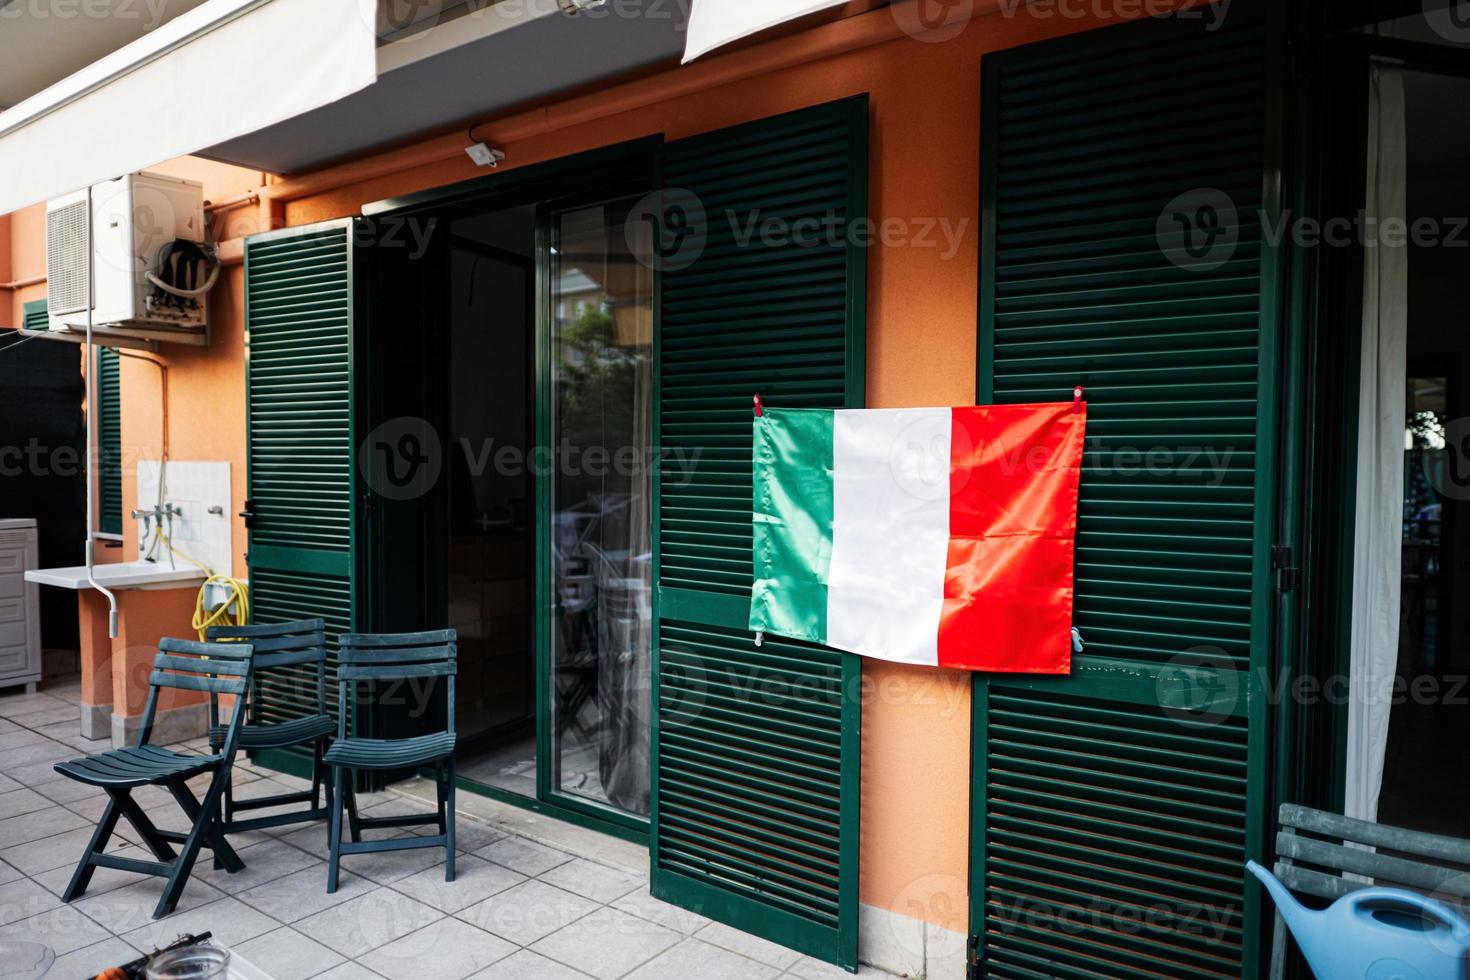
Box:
3, 3, 1153, 933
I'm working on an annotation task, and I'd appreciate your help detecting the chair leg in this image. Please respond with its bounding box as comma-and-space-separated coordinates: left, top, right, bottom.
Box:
113, 788, 177, 863
327, 767, 345, 894
444, 757, 456, 883
344, 775, 361, 844
155, 774, 232, 918
169, 780, 244, 875
61, 792, 124, 903
310, 740, 324, 811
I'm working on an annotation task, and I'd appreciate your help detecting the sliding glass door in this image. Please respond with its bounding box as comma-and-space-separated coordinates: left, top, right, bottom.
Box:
546, 196, 654, 820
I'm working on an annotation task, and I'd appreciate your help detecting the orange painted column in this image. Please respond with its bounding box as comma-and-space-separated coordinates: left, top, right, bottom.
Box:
77, 586, 204, 745
77, 590, 114, 739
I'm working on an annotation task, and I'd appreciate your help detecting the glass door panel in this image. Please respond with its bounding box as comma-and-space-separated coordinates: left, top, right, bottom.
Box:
548, 197, 653, 818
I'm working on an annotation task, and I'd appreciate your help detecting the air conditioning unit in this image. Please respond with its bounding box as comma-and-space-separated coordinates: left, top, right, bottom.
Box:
42, 172, 216, 346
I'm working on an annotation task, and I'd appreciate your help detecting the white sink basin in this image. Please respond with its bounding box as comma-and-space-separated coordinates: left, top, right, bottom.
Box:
25, 561, 206, 591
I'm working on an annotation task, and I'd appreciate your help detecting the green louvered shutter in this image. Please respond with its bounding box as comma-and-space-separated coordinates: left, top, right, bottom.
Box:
22, 300, 49, 333
970, 13, 1279, 979
652, 96, 866, 970
97, 348, 123, 535
244, 219, 359, 768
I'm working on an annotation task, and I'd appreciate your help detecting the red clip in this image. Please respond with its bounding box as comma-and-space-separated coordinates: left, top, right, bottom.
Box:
1073, 386, 1084, 413
753, 394, 764, 418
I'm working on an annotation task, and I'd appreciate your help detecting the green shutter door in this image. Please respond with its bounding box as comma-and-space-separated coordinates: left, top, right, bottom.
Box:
652, 96, 867, 970
244, 219, 360, 767
97, 348, 123, 536
971, 13, 1280, 979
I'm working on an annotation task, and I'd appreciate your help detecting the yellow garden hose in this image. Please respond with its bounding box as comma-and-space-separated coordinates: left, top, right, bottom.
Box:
157, 533, 251, 639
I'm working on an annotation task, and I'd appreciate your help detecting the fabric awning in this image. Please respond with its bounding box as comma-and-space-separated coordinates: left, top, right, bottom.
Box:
0, 0, 377, 216
682, 0, 849, 63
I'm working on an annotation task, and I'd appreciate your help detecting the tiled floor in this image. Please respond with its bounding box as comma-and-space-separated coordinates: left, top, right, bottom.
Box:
0, 680, 901, 980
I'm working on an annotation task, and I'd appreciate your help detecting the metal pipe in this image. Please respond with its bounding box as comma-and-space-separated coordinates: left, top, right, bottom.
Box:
0, 274, 46, 291
82, 185, 119, 638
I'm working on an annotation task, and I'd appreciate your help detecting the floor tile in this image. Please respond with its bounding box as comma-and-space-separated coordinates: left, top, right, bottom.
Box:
310, 961, 386, 980
0, 859, 19, 885
530, 906, 680, 980
0, 903, 113, 955
389, 854, 523, 913
72, 875, 226, 936
475, 836, 572, 877
610, 889, 712, 934
0, 729, 49, 751
194, 837, 321, 895
695, 920, 804, 970
46, 937, 141, 978
536, 858, 642, 904
0, 787, 52, 820
0, 804, 89, 849
341, 839, 452, 885
457, 878, 599, 947
0, 875, 63, 926
34, 855, 142, 899
467, 950, 594, 980
622, 937, 780, 980
123, 895, 280, 951
236, 865, 372, 922
232, 926, 347, 980
294, 887, 443, 956
359, 916, 516, 980
1, 825, 121, 876
0, 738, 75, 767
784, 956, 905, 980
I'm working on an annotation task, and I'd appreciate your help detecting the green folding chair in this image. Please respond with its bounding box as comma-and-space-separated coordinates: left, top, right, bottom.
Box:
205, 618, 334, 833
323, 630, 457, 893
53, 638, 254, 919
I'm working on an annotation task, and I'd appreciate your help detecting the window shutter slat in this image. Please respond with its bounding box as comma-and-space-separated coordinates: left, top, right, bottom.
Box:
973, 15, 1277, 979
244, 221, 358, 754
652, 96, 866, 970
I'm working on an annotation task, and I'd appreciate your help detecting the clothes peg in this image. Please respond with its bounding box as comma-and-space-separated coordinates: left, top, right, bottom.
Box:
1073, 386, 1084, 413
753, 394, 763, 418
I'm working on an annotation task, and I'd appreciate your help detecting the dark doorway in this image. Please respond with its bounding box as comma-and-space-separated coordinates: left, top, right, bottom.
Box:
441, 204, 538, 796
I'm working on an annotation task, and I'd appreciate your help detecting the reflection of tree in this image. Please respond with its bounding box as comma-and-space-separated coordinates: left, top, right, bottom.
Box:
558, 301, 647, 494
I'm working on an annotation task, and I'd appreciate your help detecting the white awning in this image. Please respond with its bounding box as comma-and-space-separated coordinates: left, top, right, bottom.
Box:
0, 0, 377, 216
683, 0, 849, 63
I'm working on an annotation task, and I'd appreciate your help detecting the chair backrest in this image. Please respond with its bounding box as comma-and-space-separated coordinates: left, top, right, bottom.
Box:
207, 618, 328, 719
1266, 804, 1470, 979
1272, 803, 1470, 912
139, 638, 254, 752
335, 630, 456, 739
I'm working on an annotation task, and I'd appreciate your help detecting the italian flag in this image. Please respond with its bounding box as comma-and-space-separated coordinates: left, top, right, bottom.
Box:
750, 404, 1086, 673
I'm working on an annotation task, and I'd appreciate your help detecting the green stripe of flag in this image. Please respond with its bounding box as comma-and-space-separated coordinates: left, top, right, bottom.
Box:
751, 409, 835, 643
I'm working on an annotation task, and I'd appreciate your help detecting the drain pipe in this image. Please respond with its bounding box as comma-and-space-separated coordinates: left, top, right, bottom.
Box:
83, 185, 119, 638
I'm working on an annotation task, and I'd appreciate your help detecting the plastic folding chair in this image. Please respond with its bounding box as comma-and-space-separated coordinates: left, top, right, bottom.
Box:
205, 618, 334, 833
323, 630, 457, 893
53, 638, 254, 919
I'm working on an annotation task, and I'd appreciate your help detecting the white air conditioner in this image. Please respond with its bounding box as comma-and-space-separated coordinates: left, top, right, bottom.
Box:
42, 172, 215, 347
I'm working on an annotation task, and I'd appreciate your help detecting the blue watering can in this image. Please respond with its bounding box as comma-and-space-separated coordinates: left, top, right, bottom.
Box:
1247, 860, 1470, 979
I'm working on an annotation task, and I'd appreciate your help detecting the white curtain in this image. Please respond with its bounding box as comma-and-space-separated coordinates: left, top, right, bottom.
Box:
1344, 65, 1409, 824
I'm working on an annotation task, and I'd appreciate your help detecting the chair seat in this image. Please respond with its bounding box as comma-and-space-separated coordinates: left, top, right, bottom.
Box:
324, 732, 455, 771
208, 713, 335, 751
54, 745, 222, 788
